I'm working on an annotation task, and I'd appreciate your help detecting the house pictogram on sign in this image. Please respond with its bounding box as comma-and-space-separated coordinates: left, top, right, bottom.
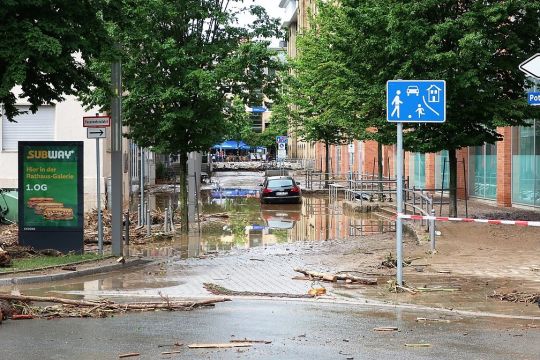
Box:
427, 85, 442, 103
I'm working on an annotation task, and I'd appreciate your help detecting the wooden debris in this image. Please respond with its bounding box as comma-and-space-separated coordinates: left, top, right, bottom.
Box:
161, 351, 182, 355
489, 291, 540, 304
373, 326, 398, 332
203, 283, 314, 299
294, 269, 377, 285
307, 287, 326, 296
118, 353, 140, 358
61, 266, 77, 271
0, 293, 230, 319
405, 343, 431, 348
294, 269, 336, 282
415, 287, 460, 293
188, 343, 252, 349
230, 339, 272, 344
0, 248, 12, 267
416, 317, 451, 323
11, 314, 33, 320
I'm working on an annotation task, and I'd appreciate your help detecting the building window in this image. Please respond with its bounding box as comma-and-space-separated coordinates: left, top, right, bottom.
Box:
468, 144, 497, 199
512, 120, 540, 207
410, 153, 425, 188
1, 106, 55, 151
435, 150, 450, 189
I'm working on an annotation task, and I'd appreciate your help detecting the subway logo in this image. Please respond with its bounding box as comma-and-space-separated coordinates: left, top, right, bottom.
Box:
27, 150, 75, 160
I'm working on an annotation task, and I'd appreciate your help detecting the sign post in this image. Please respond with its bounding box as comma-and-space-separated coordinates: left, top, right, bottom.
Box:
387, 80, 446, 286
276, 136, 288, 162
84, 116, 110, 255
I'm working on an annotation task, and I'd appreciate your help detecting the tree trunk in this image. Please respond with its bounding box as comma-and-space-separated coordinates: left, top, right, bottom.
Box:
377, 142, 383, 200
448, 148, 458, 217
324, 141, 330, 188
179, 151, 189, 233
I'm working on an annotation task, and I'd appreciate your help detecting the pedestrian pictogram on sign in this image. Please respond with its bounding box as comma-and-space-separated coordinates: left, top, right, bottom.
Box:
276, 136, 288, 144
387, 80, 446, 123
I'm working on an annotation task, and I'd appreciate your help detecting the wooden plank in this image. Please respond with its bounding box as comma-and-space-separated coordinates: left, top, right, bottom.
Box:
188, 343, 253, 349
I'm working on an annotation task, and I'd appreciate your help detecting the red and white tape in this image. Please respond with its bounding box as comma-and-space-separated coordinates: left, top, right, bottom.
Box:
398, 213, 540, 227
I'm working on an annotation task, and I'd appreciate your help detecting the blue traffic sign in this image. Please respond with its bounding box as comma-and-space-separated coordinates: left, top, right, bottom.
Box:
528, 92, 540, 105
276, 136, 288, 144
387, 80, 446, 123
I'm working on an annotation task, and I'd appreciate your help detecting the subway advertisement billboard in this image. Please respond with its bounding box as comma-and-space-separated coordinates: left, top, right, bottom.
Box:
18, 141, 84, 253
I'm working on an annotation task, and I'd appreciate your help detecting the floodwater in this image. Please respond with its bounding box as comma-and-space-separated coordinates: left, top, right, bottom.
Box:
134, 170, 394, 258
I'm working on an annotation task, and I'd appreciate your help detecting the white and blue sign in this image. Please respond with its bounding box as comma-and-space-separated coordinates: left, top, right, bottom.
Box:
276, 136, 288, 144
387, 80, 446, 123
528, 92, 540, 105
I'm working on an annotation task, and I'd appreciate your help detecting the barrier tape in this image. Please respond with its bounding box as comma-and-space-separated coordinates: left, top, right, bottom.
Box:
397, 213, 540, 227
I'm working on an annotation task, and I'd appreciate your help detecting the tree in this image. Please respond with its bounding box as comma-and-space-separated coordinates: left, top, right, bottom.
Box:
282, 7, 361, 186
0, 0, 111, 120
223, 95, 254, 152
382, 0, 540, 215
82, 0, 282, 230
313, 0, 540, 215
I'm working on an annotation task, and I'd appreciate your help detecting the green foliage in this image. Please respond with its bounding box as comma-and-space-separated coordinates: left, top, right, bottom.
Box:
0, 0, 111, 120
281, 6, 360, 146
82, 0, 283, 156
223, 95, 253, 144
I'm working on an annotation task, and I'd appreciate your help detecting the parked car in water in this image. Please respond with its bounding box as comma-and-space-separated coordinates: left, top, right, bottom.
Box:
259, 176, 302, 204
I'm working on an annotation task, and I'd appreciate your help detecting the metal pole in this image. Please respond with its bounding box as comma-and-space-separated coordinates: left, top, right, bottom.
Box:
137, 204, 141, 226
111, 59, 123, 256
440, 159, 446, 216
96, 138, 103, 255
140, 147, 144, 224
124, 211, 130, 246
430, 209, 436, 253
146, 207, 151, 236
396, 122, 404, 286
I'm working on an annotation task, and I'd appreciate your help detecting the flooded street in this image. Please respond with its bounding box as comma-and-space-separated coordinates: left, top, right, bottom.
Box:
7, 171, 539, 320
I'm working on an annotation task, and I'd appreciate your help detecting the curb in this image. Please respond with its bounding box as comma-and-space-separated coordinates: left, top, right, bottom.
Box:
0, 258, 152, 286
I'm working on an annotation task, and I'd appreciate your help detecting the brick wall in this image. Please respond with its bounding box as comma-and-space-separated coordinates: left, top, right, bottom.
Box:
496, 127, 512, 207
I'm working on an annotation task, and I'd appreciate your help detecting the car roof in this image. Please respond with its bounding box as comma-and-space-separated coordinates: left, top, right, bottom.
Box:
266, 176, 293, 180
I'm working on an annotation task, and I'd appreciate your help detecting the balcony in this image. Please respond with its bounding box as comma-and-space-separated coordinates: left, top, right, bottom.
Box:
279, 0, 298, 28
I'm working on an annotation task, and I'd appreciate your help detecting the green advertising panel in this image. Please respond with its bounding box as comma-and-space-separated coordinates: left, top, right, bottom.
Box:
19, 141, 84, 253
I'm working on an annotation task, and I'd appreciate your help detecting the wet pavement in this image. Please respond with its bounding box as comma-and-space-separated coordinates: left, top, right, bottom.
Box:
1, 299, 538, 360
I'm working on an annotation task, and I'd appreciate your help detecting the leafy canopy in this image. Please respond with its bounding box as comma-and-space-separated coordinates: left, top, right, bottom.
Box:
0, 0, 111, 120
82, 0, 283, 155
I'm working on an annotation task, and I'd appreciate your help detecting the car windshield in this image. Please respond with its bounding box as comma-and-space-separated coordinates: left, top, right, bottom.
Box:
267, 179, 294, 188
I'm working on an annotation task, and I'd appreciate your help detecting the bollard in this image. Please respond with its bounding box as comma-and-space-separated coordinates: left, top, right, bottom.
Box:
146, 208, 151, 236
124, 212, 130, 245
144, 201, 148, 225
164, 207, 169, 233
430, 209, 436, 253
137, 204, 141, 226
169, 207, 175, 232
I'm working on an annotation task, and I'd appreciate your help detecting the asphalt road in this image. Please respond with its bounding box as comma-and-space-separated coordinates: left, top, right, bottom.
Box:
1, 299, 538, 360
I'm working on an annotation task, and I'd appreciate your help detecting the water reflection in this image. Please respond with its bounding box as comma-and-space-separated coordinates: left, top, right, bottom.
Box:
139, 189, 395, 258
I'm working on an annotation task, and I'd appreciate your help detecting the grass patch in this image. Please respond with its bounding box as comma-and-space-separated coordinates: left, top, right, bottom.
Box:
0, 254, 103, 273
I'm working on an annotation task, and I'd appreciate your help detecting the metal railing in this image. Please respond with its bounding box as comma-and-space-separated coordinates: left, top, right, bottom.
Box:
343, 179, 437, 251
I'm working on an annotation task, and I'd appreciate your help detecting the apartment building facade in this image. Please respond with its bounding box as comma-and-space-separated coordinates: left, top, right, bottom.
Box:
278, 0, 540, 209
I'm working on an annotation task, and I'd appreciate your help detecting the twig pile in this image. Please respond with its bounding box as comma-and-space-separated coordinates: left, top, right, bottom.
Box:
0, 224, 18, 246
489, 291, 540, 305
0, 293, 230, 319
